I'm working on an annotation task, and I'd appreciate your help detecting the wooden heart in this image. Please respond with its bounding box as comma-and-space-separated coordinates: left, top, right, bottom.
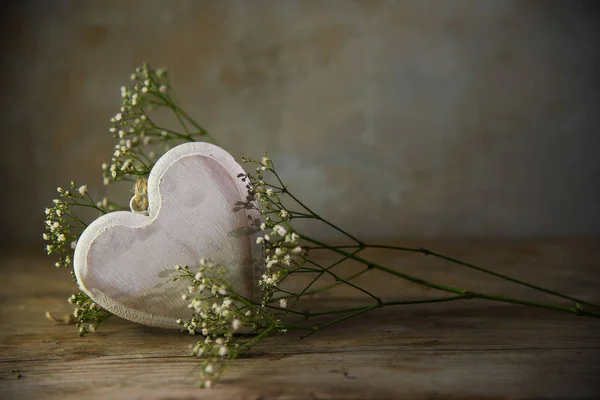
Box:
73, 143, 261, 329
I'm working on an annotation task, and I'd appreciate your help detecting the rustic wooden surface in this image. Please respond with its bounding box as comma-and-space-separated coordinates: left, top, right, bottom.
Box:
1, 239, 599, 400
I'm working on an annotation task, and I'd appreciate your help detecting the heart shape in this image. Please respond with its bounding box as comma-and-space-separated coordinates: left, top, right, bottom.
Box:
74, 142, 262, 329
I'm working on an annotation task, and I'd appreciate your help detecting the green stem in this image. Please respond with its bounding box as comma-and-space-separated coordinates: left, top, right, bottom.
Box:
309, 295, 467, 316
268, 161, 363, 245
298, 235, 600, 320
288, 248, 364, 309
301, 234, 463, 295
301, 255, 381, 303
279, 266, 371, 300
365, 244, 600, 311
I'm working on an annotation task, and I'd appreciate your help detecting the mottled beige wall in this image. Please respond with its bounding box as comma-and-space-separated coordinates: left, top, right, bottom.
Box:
2, 0, 599, 245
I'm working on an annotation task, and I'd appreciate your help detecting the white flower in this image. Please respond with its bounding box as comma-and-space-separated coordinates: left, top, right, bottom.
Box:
42, 233, 49, 240
57, 234, 66, 242
292, 247, 302, 254
280, 209, 289, 219
181, 294, 188, 300
115, 113, 123, 121
279, 298, 288, 309
260, 222, 267, 230
275, 248, 285, 256
70, 240, 77, 249
194, 272, 203, 280
218, 346, 227, 356
256, 237, 264, 244
78, 185, 88, 196
261, 156, 270, 166
273, 225, 287, 236
232, 319, 241, 331
266, 188, 274, 196
159, 85, 167, 94
121, 159, 132, 171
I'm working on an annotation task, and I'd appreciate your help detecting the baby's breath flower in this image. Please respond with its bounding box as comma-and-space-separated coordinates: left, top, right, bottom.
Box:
279, 298, 287, 309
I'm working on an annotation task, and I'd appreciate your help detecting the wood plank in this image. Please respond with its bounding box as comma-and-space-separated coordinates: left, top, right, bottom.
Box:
1, 240, 599, 399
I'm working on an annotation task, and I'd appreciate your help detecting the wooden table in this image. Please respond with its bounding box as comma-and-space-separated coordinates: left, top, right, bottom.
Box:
1, 239, 599, 399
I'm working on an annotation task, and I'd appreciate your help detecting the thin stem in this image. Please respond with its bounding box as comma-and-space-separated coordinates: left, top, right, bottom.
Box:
268, 161, 363, 245
300, 255, 381, 303
299, 235, 600, 319
300, 234, 464, 295
280, 266, 371, 300
309, 295, 468, 316
468, 292, 600, 318
289, 248, 365, 309
172, 107, 192, 137
237, 325, 274, 353
305, 245, 362, 251
364, 244, 600, 311
309, 305, 378, 335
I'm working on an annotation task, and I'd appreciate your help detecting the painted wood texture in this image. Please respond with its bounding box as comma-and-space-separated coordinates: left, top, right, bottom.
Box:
73, 143, 261, 329
2, 239, 599, 399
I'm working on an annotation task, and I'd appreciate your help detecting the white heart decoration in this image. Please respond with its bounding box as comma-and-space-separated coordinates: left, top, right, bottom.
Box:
74, 142, 262, 329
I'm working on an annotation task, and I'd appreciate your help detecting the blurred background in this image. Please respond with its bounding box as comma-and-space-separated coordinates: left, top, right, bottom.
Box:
1, 0, 599, 249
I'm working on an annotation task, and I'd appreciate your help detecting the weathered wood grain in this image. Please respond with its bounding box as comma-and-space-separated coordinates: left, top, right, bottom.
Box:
1, 239, 599, 399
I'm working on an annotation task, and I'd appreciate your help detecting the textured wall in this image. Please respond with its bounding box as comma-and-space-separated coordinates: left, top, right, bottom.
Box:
1, 0, 599, 245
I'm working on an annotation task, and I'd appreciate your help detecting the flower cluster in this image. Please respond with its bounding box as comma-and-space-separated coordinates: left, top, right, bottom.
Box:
43, 181, 108, 269
103, 63, 213, 185
173, 260, 273, 388
238, 155, 306, 305
67, 292, 112, 336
